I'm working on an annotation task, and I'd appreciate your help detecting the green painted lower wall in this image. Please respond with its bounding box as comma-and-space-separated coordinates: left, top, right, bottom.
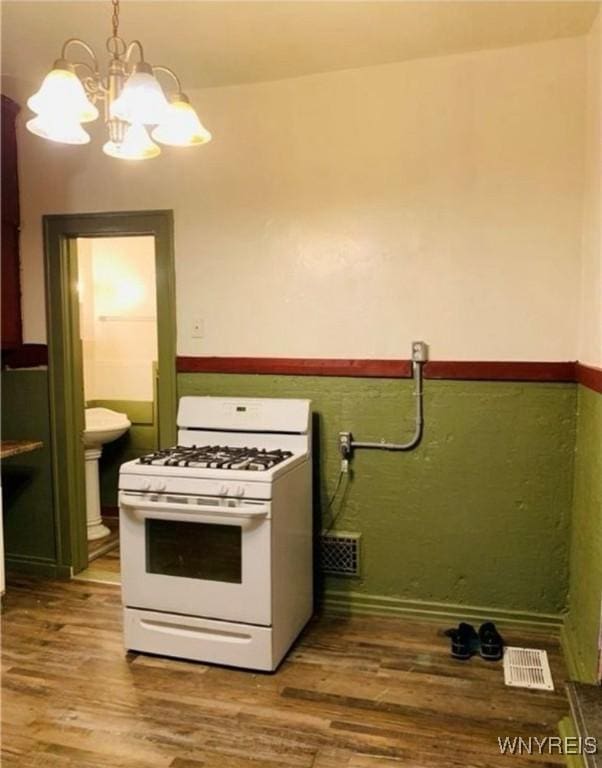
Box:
558, 717, 587, 768
1, 368, 592, 635
1, 370, 58, 572
563, 385, 602, 682
87, 399, 157, 509
178, 373, 576, 620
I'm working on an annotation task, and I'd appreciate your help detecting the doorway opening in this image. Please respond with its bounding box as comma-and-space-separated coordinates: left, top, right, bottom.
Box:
77, 236, 158, 579
44, 211, 176, 581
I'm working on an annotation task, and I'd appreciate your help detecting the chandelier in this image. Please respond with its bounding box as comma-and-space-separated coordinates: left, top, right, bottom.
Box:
26, 0, 211, 160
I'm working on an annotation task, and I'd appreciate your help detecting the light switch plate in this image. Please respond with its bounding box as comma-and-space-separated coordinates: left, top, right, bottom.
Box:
191, 318, 204, 339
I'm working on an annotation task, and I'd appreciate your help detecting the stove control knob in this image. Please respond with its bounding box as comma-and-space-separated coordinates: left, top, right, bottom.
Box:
154, 481, 166, 493
219, 486, 229, 496
141, 481, 151, 491
236, 486, 245, 497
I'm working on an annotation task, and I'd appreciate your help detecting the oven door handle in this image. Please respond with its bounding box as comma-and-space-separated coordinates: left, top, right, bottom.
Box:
119, 492, 270, 523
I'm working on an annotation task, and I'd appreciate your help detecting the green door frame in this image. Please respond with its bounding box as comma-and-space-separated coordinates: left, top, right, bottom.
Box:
44, 210, 177, 574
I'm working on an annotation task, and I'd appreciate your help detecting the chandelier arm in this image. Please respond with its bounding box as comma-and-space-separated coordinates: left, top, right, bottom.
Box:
124, 39, 146, 67
69, 61, 106, 101
60, 38, 99, 72
152, 65, 182, 95
71, 60, 97, 77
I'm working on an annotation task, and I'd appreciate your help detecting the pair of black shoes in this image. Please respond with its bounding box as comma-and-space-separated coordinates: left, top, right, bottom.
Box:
444, 621, 504, 661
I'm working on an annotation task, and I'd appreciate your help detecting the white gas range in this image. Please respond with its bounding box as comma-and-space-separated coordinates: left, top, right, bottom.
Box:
118, 395, 313, 671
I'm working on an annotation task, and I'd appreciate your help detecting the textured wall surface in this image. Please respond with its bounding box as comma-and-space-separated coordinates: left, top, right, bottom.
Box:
10, 37, 586, 362
1, 370, 56, 567
578, 13, 602, 367
565, 386, 602, 681
178, 373, 576, 618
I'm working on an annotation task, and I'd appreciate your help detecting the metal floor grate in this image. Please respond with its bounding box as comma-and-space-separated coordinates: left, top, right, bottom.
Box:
503, 647, 554, 691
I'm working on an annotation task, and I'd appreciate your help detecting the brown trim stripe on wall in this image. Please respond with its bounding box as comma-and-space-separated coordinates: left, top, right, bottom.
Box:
4, 347, 601, 392
576, 363, 602, 394
424, 360, 576, 382
1, 344, 49, 369
176, 356, 413, 378
177, 357, 602, 390
177, 356, 578, 383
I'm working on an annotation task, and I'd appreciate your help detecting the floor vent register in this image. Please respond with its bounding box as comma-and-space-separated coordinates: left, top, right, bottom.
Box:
503, 647, 554, 691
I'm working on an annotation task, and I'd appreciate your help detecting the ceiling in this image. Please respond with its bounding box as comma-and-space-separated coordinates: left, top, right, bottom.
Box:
2, 1, 600, 92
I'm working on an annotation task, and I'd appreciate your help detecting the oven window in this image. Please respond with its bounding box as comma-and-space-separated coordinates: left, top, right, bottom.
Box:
146, 520, 242, 583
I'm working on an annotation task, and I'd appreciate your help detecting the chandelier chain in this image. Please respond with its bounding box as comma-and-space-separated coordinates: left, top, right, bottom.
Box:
111, 0, 120, 39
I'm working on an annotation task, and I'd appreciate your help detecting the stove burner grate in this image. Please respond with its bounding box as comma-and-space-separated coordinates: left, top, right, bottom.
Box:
138, 445, 293, 471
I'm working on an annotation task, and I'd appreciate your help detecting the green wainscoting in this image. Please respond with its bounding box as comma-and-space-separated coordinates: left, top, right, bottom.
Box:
87, 399, 158, 509
178, 373, 576, 622
558, 717, 587, 768
563, 385, 602, 682
1, 370, 69, 576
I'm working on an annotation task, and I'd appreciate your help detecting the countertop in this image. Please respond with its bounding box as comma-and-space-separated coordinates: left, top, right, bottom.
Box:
0, 440, 43, 460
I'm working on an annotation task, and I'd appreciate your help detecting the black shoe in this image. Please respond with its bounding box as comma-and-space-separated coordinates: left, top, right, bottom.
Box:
444, 622, 479, 660
479, 621, 504, 661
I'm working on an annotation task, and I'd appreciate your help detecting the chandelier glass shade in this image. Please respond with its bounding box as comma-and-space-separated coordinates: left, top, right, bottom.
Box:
103, 122, 160, 160
28, 66, 100, 123
25, 0, 211, 160
151, 94, 212, 147
109, 65, 169, 125
26, 113, 91, 145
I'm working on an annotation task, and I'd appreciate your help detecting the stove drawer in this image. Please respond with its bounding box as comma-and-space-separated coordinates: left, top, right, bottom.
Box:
124, 608, 276, 671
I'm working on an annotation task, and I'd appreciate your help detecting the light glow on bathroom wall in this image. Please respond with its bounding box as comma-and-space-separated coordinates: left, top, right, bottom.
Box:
114, 278, 144, 312
93, 259, 146, 316
77, 236, 158, 402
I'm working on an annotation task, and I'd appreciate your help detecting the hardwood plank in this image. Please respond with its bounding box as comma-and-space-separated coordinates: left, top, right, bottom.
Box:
1, 576, 570, 767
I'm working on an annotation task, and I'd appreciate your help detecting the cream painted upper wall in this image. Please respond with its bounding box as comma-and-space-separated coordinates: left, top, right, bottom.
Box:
577, 12, 602, 368
15, 36, 587, 361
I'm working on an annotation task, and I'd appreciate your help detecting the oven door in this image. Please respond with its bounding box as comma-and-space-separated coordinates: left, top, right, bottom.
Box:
119, 491, 272, 626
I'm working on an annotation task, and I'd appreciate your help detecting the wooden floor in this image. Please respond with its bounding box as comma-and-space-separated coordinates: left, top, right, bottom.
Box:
74, 544, 121, 585
88, 518, 119, 562
75, 523, 121, 585
2, 576, 570, 767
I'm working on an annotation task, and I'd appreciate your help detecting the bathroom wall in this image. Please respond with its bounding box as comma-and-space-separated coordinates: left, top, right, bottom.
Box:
77, 235, 159, 510
77, 236, 157, 402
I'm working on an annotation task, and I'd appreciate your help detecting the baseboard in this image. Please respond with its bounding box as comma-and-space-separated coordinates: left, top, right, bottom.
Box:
561, 624, 597, 683
321, 589, 564, 630
5, 555, 72, 579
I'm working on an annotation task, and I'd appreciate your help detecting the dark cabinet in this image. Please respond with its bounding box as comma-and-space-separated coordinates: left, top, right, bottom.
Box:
1, 95, 22, 349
